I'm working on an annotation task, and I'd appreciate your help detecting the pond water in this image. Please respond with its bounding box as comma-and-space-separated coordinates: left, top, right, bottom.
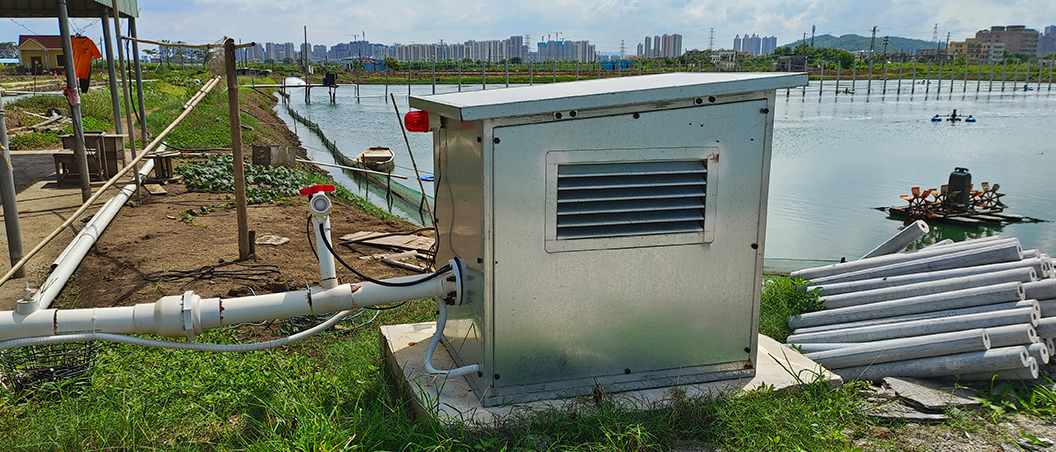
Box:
278, 78, 1056, 267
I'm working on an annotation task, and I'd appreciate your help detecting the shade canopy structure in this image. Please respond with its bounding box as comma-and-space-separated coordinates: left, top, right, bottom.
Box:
0, 0, 138, 18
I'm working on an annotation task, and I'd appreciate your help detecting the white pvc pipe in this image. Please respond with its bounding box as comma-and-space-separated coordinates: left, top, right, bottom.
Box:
425, 297, 480, 378
806, 258, 1051, 296
834, 346, 1030, 381
34, 158, 155, 310
803, 329, 991, 369
788, 282, 1025, 330
0, 268, 459, 342
793, 238, 1021, 281
860, 220, 928, 259
986, 324, 1039, 348
1024, 280, 1056, 301
1029, 342, 1050, 365
806, 243, 1024, 285
787, 306, 1037, 344
819, 267, 1036, 309
791, 300, 1039, 335
958, 357, 1038, 381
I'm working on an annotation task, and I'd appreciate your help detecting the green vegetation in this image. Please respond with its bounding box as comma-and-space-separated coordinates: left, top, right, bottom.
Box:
176, 153, 397, 220
0, 277, 878, 451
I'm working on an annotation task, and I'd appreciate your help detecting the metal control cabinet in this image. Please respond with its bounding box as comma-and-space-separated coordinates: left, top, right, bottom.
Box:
410, 73, 806, 406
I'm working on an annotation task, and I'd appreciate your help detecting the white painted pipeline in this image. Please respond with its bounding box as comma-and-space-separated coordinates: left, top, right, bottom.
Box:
788, 282, 1025, 330
1022, 249, 1040, 259
1024, 280, 1056, 301
792, 238, 1020, 281
0, 309, 354, 352
805, 242, 1024, 285
51, 196, 117, 270
986, 324, 1039, 348
805, 258, 1051, 296
791, 300, 1038, 335
1028, 342, 1050, 365
0, 269, 459, 342
958, 357, 1038, 381
1035, 317, 1056, 339
32, 159, 155, 311
309, 192, 338, 289
820, 268, 1036, 309
425, 297, 480, 378
803, 329, 991, 369
860, 220, 929, 259
1048, 338, 1055, 357
787, 306, 1038, 344
833, 346, 1030, 382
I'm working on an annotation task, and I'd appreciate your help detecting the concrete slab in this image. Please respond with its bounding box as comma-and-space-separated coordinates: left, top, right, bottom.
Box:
381, 322, 842, 427
882, 377, 982, 413
0, 151, 118, 309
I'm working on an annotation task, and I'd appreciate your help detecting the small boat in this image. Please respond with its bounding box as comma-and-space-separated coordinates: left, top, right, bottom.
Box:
354, 146, 395, 173
965, 116, 976, 123
931, 115, 943, 122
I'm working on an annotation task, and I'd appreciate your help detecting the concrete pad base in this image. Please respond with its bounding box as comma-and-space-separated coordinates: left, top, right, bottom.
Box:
380, 322, 842, 426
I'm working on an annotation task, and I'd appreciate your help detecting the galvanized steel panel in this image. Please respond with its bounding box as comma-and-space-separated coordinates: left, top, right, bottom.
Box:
489, 100, 768, 388
411, 73, 806, 121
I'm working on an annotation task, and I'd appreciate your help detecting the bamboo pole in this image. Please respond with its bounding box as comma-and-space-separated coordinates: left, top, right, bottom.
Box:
0, 76, 223, 287
224, 39, 251, 260
112, 2, 140, 201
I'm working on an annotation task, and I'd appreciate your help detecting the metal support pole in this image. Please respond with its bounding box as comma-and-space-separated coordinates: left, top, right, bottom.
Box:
990, 62, 995, 92
58, 0, 92, 202
937, 59, 943, 94
882, 60, 888, 95
130, 18, 147, 143
482, 60, 486, 90
458, 60, 462, 91
835, 64, 840, 96
431, 58, 435, 95
977, 60, 982, 93
224, 39, 251, 260
504, 59, 509, 87
897, 57, 903, 96
0, 96, 24, 277
100, 7, 123, 137
111, 3, 139, 199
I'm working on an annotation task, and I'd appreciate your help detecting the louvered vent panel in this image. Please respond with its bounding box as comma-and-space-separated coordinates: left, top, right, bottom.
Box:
556, 160, 707, 240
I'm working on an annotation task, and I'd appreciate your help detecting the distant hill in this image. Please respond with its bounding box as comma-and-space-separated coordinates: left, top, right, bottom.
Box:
782, 34, 945, 53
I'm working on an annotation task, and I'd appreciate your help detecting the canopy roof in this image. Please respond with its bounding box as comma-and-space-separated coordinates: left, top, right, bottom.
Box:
1, 0, 138, 18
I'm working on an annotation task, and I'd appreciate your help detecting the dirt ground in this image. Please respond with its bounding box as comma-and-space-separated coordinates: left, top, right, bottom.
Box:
51, 186, 430, 311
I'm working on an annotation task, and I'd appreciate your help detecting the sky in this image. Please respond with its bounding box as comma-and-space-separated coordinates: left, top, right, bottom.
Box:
3, 0, 1056, 54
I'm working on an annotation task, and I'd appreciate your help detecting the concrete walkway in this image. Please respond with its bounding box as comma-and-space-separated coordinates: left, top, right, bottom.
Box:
0, 150, 113, 310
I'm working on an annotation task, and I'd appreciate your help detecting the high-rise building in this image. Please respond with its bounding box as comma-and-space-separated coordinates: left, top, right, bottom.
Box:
283, 42, 296, 61
761, 36, 777, 55
1039, 25, 1056, 56
312, 45, 326, 61
265, 42, 277, 61
506, 35, 524, 61
975, 25, 1041, 56
744, 34, 761, 56
644, 36, 652, 57
733, 35, 741, 52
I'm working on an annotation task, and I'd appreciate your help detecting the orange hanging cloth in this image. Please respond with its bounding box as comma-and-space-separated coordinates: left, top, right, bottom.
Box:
71, 36, 102, 93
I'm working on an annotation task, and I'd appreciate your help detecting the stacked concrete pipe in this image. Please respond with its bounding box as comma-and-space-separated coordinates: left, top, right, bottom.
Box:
788, 230, 1056, 382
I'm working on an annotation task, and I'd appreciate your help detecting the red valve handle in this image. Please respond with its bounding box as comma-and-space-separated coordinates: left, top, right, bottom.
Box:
299, 184, 336, 196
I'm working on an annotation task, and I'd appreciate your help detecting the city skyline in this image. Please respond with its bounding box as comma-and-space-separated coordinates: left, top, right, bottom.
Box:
2, 0, 1055, 55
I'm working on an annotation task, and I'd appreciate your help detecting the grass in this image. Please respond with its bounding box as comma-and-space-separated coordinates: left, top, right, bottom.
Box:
0, 274, 885, 451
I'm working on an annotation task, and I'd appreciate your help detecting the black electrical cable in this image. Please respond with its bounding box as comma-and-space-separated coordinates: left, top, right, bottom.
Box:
306, 216, 317, 261
143, 261, 281, 289
314, 219, 451, 287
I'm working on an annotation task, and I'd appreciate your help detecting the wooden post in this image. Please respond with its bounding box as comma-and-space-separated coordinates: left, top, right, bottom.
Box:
225, 39, 251, 260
